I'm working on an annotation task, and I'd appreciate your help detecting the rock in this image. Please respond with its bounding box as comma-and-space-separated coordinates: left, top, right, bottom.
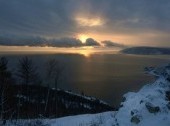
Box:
167, 102, 170, 110
131, 111, 134, 116
140, 100, 144, 104
131, 115, 140, 124
122, 96, 126, 102
131, 109, 138, 116
165, 91, 170, 101
167, 77, 170, 81
145, 102, 160, 114
130, 109, 141, 124
119, 104, 123, 108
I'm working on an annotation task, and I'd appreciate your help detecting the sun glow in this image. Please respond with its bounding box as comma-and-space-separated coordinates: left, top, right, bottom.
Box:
75, 17, 104, 27
77, 34, 89, 43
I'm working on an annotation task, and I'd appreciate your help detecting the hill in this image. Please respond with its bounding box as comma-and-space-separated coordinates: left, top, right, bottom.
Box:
121, 47, 170, 55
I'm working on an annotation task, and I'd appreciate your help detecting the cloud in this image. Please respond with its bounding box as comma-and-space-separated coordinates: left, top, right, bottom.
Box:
0, 35, 102, 47
0, 35, 84, 47
85, 38, 100, 46
101, 41, 125, 48
0, 35, 46, 46
0, 0, 170, 46
0, 0, 77, 38
48, 38, 83, 47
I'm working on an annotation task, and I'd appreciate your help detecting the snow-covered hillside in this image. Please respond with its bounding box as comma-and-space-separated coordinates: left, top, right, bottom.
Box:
5, 64, 170, 126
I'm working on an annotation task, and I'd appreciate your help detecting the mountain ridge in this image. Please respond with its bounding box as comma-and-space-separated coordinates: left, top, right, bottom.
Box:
121, 46, 170, 55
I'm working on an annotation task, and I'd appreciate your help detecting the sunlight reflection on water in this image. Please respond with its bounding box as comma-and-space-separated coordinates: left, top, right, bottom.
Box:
0, 46, 121, 57
1, 46, 170, 106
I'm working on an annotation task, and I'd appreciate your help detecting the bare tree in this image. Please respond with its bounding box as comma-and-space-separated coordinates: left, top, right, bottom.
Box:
0, 57, 12, 124
17, 56, 39, 118
45, 59, 64, 117
17, 56, 38, 86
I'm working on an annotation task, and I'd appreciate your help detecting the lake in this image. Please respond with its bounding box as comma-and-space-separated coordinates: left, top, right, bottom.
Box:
1, 46, 170, 107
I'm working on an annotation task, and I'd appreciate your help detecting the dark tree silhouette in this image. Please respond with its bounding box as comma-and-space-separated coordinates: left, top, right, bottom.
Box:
0, 57, 12, 124
0, 57, 11, 85
45, 59, 64, 117
17, 57, 38, 86
16, 56, 39, 118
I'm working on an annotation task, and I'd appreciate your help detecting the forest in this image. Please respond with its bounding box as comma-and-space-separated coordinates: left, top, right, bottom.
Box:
0, 57, 114, 124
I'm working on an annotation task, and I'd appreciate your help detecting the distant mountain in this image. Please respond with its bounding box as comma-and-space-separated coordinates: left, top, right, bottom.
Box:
121, 46, 170, 55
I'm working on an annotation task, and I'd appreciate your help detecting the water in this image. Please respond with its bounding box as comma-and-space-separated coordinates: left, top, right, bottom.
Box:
1, 47, 170, 107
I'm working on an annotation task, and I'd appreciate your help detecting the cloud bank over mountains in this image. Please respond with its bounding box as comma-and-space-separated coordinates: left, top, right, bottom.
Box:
0, 35, 124, 48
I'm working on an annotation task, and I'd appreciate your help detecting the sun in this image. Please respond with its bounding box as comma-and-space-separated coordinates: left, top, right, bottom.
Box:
77, 34, 89, 43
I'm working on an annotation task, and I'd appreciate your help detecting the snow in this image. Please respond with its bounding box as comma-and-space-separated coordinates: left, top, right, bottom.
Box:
4, 64, 170, 126
5, 112, 116, 126
114, 65, 170, 126
52, 112, 116, 126
63, 89, 110, 106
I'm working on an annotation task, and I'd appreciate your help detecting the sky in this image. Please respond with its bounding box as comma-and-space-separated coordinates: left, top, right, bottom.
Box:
0, 0, 170, 47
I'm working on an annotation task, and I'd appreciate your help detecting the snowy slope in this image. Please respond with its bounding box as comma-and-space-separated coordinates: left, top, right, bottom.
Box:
5, 64, 170, 126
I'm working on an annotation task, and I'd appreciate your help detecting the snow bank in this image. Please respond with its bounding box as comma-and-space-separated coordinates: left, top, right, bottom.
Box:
114, 64, 170, 126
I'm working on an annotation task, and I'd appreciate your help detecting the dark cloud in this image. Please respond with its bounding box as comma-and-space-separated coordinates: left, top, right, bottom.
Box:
0, 35, 46, 46
0, 0, 77, 37
92, 0, 170, 33
85, 38, 100, 46
0, 35, 83, 47
101, 41, 125, 48
0, 0, 170, 46
48, 38, 83, 47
